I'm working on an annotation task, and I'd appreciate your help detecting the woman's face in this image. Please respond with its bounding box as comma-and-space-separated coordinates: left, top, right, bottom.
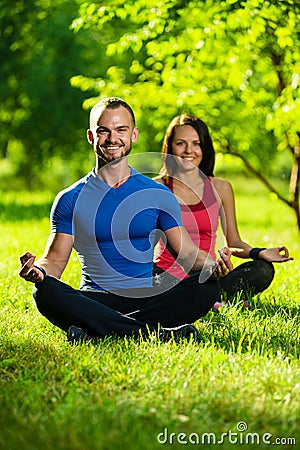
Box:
171, 125, 203, 169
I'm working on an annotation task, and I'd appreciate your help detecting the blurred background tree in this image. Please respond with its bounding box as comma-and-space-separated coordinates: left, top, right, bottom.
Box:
72, 0, 300, 227
1, 0, 299, 227
0, 0, 101, 188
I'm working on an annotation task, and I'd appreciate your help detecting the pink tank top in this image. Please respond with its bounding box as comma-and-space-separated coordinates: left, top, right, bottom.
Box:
154, 177, 219, 280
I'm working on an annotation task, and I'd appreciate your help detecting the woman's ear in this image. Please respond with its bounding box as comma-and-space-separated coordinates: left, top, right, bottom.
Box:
87, 129, 94, 144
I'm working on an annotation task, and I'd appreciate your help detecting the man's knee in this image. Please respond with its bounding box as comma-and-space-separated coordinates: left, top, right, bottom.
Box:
32, 280, 47, 313
32, 275, 62, 311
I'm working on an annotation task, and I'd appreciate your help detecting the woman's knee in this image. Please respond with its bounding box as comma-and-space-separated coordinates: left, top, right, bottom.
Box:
220, 259, 275, 297
246, 260, 274, 293
255, 260, 275, 285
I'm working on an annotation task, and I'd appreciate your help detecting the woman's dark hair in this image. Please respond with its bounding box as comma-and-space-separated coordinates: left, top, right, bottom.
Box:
160, 114, 215, 177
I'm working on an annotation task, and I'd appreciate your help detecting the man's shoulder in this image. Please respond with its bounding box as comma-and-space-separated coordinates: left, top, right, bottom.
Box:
53, 171, 95, 208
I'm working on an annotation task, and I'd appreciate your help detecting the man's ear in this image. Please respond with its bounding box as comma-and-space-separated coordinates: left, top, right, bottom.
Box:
132, 127, 139, 143
87, 129, 94, 144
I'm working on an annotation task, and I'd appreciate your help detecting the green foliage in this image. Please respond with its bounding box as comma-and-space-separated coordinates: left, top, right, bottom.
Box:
74, 0, 300, 172
0, 182, 299, 449
1, 0, 299, 223
0, 0, 99, 185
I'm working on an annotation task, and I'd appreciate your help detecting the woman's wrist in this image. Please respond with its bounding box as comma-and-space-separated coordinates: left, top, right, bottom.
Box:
249, 247, 267, 260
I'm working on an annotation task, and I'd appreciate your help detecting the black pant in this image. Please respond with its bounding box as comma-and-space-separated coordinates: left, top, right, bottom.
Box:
217, 259, 275, 300
32, 260, 274, 338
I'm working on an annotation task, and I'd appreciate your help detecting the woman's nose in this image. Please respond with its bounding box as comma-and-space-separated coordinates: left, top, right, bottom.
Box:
184, 143, 193, 153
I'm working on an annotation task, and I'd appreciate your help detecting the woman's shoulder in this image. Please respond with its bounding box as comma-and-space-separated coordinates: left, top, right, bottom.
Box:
210, 176, 231, 189
210, 177, 234, 199
153, 176, 166, 185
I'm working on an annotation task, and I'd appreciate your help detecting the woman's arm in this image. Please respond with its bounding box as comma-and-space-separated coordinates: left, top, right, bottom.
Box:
211, 178, 293, 263
212, 178, 252, 258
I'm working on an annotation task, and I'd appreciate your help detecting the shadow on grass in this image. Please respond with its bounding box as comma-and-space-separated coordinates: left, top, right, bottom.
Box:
0, 200, 53, 222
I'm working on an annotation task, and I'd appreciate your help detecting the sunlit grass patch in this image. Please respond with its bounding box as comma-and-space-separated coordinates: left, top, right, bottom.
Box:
0, 180, 299, 450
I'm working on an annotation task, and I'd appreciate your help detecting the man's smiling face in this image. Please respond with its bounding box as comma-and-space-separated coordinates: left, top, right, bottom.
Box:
90, 106, 138, 163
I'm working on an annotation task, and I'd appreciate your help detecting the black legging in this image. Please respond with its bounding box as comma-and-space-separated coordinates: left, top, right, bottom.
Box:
32, 260, 274, 339
217, 259, 275, 300
153, 259, 274, 300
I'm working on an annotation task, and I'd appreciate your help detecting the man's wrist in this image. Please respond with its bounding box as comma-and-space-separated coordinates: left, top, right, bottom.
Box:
249, 248, 267, 260
34, 265, 47, 278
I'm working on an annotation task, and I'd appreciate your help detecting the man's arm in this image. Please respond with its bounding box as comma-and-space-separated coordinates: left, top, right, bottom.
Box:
164, 226, 233, 277
19, 233, 74, 283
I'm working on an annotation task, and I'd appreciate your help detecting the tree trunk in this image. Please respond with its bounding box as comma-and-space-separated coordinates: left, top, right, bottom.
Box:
2, 141, 8, 158
289, 133, 300, 229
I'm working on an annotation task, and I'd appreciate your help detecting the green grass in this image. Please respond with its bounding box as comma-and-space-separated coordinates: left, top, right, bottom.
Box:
0, 179, 299, 450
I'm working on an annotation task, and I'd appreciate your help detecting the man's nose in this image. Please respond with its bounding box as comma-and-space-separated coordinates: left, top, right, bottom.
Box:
108, 130, 119, 142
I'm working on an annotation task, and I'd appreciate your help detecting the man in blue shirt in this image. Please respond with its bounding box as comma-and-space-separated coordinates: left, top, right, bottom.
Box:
19, 97, 232, 342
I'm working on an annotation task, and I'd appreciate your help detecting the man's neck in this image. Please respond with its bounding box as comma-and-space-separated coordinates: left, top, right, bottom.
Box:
96, 157, 131, 188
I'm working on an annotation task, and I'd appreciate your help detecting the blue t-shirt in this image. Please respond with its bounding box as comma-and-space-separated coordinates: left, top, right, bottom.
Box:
51, 168, 182, 291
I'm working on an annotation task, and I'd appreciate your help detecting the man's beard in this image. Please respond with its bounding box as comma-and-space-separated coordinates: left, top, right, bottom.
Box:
96, 142, 132, 164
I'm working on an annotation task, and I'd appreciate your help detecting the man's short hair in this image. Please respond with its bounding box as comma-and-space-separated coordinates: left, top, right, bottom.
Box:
89, 97, 136, 128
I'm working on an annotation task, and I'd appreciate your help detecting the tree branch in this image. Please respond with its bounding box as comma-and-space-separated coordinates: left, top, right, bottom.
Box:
223, 145, 293, 208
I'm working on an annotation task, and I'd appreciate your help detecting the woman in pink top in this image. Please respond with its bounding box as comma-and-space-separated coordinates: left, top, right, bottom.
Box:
154, 114, 292, 307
